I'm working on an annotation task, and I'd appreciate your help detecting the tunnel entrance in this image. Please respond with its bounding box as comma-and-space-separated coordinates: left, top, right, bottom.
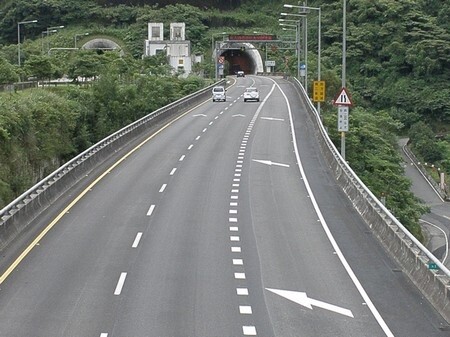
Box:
218, 42, 263, 75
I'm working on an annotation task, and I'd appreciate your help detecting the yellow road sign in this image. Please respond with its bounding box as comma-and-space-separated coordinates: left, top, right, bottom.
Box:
313, 80, 326, 102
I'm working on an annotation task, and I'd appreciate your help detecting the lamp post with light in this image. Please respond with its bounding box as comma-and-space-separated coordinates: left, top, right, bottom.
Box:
74, 33, 90, 49
18, 19, 38, 66
284, 4, 321, 112
211, 32, 227, 79
45, 25, 64, 53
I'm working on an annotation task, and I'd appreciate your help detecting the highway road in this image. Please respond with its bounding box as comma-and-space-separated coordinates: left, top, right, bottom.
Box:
0, 76, 448, 336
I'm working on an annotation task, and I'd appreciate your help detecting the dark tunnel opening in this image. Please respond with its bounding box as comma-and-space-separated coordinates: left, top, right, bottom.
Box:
220, 49, 257, 75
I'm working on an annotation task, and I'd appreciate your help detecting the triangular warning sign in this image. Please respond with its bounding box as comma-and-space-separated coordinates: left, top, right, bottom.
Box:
333, 87, 353, 106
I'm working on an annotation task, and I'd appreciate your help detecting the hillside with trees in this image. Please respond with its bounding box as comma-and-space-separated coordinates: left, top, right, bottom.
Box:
0, 0, 449, 241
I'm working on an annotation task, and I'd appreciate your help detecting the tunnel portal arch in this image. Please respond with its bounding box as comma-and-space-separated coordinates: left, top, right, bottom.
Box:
219, 42, 263, 75
81, 38, 125, 56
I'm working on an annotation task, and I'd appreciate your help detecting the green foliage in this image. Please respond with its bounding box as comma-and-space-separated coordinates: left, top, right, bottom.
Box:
0, 89, 79, 205
0, 56, 19, 84
408, 121, 443, 163
328, 107, 428, 240
23, 55, 54, 81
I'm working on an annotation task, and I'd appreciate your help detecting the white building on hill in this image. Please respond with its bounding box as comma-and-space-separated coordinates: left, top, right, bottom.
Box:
144, 22, 192, 77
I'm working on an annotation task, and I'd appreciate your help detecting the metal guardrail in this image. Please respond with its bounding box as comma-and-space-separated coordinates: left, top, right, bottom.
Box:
294, 79, 450, 277
290, 77, 450, 322
0, 80, 225, 247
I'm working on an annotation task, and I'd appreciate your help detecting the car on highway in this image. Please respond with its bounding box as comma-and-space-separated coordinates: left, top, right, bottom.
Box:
212, 86, 226, 102
236, 70, 245, 77
243, 87, 259, 102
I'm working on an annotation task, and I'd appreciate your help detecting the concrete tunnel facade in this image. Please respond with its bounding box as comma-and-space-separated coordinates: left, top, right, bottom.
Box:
219, 42, 264, 75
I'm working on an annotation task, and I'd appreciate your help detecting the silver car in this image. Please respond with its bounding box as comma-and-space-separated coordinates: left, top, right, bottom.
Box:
212, 86, 226, 102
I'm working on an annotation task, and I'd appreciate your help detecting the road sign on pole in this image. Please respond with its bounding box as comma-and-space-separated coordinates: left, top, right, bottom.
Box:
313, 80, 325, 102
337, 106, 349, 132
333, 87, 353, 106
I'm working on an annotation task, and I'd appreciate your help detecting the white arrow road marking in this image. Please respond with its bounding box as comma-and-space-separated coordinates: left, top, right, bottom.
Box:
261, 117, 285, 122
266, 288, 354, 318
193, 114, 207, 117
232, 114, 246, 117
252, 159, 290, 168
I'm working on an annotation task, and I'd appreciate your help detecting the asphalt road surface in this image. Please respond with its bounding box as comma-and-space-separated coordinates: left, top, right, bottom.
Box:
0, 76, 448, 336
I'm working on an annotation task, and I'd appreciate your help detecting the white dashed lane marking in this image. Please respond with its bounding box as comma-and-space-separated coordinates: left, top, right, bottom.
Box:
114, 272, 127, 295
132, 232, 143, 248
146, 204, 155, 216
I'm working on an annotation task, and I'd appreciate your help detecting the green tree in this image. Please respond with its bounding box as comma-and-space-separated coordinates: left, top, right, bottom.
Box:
23, 54, 53, 82
0, 56, 19, 84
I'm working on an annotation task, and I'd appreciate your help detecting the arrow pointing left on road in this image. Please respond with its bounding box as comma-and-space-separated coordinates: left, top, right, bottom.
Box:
252, 159, 290, 168
266, 288, 354, 318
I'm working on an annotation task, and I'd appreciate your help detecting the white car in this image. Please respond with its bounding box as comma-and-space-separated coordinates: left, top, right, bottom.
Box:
243, 87, 259, 102
212, 86, 226, 102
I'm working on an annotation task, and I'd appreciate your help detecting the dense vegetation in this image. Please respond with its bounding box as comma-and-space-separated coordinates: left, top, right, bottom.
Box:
0, 0, 449, 241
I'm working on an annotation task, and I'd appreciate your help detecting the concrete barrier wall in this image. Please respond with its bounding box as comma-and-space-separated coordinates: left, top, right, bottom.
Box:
289, 78, 450, 323
0, 80, 225, 252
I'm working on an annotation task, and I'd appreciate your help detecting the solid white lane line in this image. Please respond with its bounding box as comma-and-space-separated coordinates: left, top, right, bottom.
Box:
170, 168, 177, 175
237, 288, 249, 295
147, 204, 155, 216
273, 79, 395, 336
239, 306, 252, 314
231, 247, 241, 252
132, 232, 143, 248
243, 326, 257, 335
159, 184, 167, 193
179, 155, 185, 161
114, 272, 127, 295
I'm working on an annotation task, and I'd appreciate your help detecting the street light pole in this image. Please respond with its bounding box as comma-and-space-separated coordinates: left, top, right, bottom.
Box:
341, 0, 347, 160
17, 19, 38, 66
280, 14, 307, 81
211, 32, 227, 80
284, 4, 321, 112
74, 33, 90, 49
46, 25, 64, 53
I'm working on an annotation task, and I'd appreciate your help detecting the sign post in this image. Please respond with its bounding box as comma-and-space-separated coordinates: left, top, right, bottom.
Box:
313, 80, 325, 116
333, 87, 353, 160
